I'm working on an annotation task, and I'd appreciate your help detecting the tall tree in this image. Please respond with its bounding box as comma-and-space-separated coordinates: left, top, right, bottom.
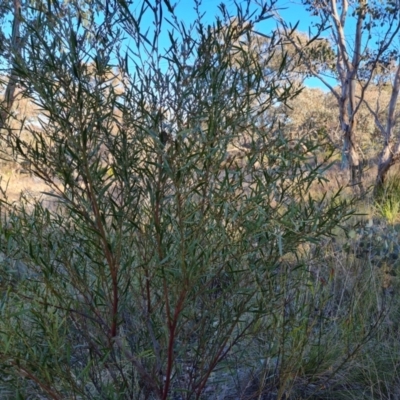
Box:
278, 0, 400, 191
361, 60, 400, 191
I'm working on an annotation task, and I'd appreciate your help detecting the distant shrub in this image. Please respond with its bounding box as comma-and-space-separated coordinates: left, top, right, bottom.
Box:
375, 172, 400, 224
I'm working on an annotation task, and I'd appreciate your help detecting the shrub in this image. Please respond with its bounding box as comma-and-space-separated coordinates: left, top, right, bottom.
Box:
375, 172, 400, 224
0, 1, 374, 399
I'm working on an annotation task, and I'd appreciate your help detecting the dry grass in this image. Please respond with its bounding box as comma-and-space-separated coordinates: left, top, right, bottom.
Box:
0, 168, 56, 210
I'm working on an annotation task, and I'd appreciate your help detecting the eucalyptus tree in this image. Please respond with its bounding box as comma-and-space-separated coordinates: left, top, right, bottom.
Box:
277, 0, 400, 192
361, 59, 400, 191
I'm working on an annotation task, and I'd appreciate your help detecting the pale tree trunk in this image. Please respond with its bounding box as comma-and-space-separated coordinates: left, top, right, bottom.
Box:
279, 0, 400, 192
279, 0, 368, 190
335, 0, 365, 192
331, 0, 400, 193
376, 144, 400, 192
342, 119, 363, 189
338, 64, 364, 191
0, 0, 22, 131
373, 63, 400, 194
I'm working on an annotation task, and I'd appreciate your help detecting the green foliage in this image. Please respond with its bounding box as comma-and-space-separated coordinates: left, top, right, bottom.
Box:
347, 220, 400, 278
375, 172, 400, 224
375, 198, 400, 225
0, 1, 382, 399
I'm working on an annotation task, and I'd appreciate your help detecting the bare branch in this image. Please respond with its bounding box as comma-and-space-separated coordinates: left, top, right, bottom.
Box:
0, 0, 22, 130
330, 0, 351, 71
359, 95, 387, 137
387, 63, 400, 134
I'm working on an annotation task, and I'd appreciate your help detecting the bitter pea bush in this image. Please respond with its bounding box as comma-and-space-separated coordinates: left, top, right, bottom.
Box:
0, 1, 381, 399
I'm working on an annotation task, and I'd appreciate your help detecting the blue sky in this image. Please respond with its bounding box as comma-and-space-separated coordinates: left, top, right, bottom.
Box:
154, 0, 391, 92
134, 0, 338, 91
137, 0, 319, 52
1, 0, 370, 92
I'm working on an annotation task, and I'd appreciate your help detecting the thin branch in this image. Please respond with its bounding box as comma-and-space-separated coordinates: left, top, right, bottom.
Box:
0, 0, 23, 130
330, 0, 351, 71
387, 63, 400, 134
359, 95, 387, 137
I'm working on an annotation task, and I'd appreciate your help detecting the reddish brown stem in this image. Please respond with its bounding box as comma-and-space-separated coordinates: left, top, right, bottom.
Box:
110, 273, 118, 337
82, 153, 119, 340
145, 269, 152, 314
161, 291, 186, 400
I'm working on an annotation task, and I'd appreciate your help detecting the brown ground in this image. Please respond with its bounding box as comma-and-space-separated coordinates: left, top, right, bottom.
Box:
0, 171, 56, 210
